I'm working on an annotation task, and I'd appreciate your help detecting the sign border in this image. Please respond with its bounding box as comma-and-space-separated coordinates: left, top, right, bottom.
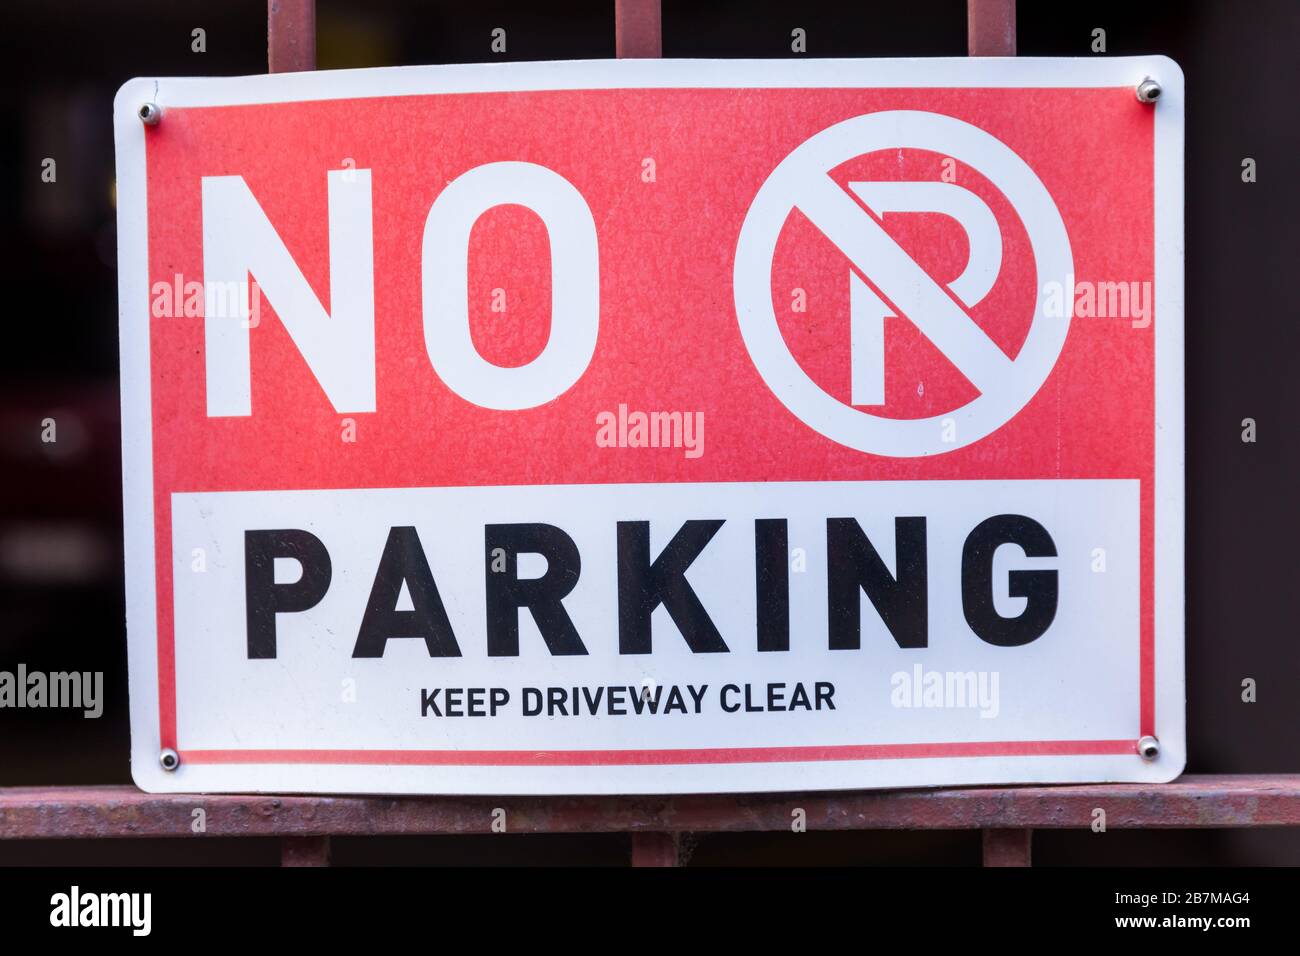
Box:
114, 56, 1184, 794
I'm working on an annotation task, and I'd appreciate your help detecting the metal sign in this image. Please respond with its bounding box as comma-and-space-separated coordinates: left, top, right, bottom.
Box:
114, 57, 1184, 794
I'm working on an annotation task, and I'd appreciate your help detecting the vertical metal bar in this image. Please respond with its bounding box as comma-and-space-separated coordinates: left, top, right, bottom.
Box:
269, 0, 317, 73
263, 1, 318, 847
966, 0, 1016, 56
982, 828, 1032, 866
618, 1, 664, 859
281, 835, 332, 866
615, 0, 663, 58
631, 832, 680, 867
970, 0, 1021, 873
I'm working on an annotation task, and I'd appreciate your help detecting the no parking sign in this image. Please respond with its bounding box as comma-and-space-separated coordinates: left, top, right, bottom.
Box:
114, 57, 1184, 794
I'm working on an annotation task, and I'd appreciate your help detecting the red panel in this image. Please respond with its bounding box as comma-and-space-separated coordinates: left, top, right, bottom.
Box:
140, 87, 1158, 750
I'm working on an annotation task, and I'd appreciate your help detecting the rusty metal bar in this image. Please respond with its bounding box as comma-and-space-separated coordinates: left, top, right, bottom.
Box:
281, 835, 331, 866
630, 832, 679, 866
616, 0, 661, 861
967, 0, 1016, 56
969, 11, 1028, 854
2, 777, 1297, 840
615, 0, 662, 58
269, 0, 317, 73
982, 828, 1032, 866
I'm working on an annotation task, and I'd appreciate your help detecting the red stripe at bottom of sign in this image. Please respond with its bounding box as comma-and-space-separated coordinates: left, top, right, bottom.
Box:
180, 740, 1138, 766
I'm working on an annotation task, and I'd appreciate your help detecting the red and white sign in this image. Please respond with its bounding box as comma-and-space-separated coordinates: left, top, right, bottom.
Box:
115, 58, 1184, 794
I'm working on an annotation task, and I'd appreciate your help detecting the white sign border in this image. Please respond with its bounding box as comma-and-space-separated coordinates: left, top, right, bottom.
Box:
115, 56, 1184, 795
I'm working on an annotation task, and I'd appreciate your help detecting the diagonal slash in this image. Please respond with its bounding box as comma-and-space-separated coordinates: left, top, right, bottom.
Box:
792, 173, 1013, 395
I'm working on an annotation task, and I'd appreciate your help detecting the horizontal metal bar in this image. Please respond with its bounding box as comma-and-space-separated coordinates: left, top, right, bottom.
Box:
1, 776, 1297, 840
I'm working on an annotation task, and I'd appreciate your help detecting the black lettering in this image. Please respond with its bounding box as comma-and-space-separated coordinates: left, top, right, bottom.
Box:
467, 687, 486, 716
629, 683, 661, 714
523, 687, 542, 716
815, 682, 835, 710
547, 687, 568, 716
485, 523, 587, 656
445, 687, 463, 716
755, 519, 790, 651
962, 514, 1058, 647
827, 517, 928, 649
353, 526, 460, 658
789, 683, 811, 710
490, 688, 509, 715
617, 519, 728, 654
420, 688, 442, 717
607, 685, 627, 715
244, 529, 332, 659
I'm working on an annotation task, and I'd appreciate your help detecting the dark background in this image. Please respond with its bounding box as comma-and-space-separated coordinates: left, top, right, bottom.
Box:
0, 0, 1296, 865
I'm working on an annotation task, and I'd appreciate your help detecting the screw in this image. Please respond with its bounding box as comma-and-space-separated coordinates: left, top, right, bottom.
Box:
1137, 735, 1160, 760
159, 747, 180, 771
139, 102, 162, 126
1135, 78, 1162, 104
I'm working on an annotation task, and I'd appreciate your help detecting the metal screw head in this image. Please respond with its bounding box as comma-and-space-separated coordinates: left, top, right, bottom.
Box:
159, 747, 180, 771
1137, 735, 1160, 760
1135, 78, 1162, 104
138, 102, 162, 126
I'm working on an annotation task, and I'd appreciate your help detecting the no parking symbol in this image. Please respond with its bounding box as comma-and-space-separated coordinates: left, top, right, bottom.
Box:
734, 110, 1075, 457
